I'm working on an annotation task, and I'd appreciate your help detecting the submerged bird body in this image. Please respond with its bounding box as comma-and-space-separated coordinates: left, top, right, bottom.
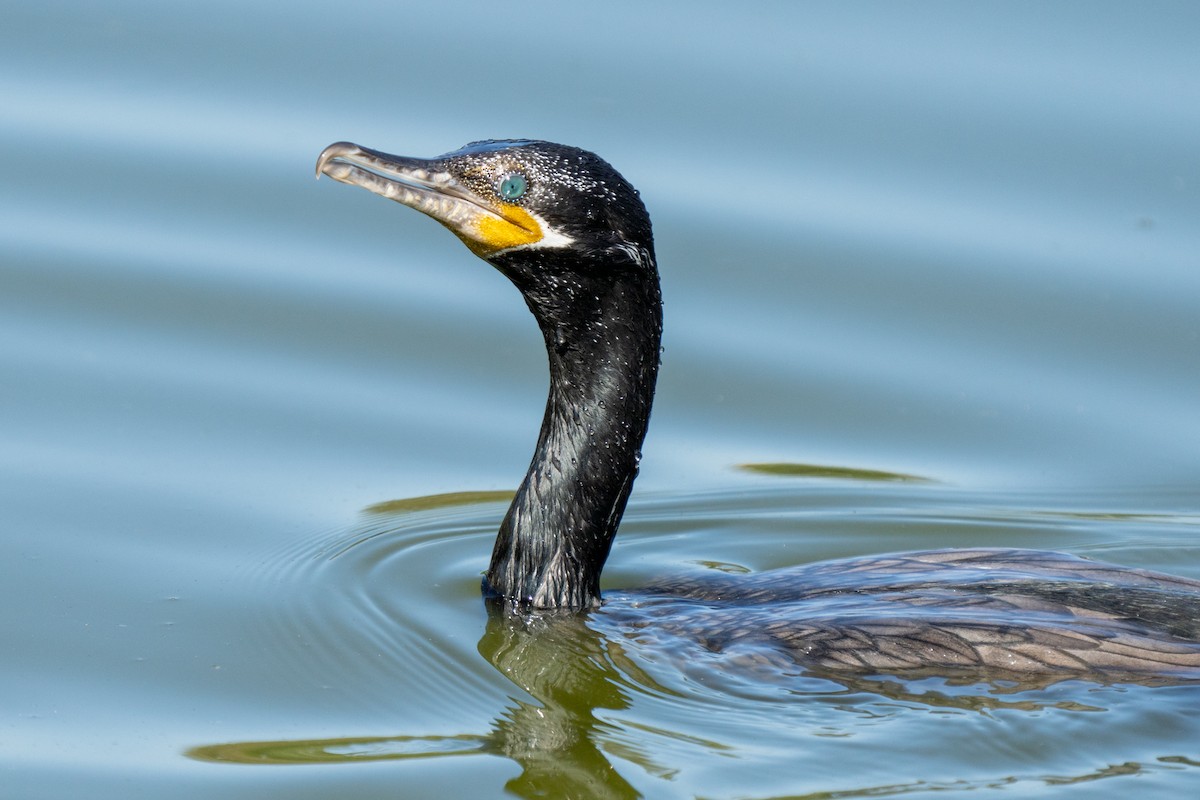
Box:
607, 547, 1200, 677
317, 139, 1200, 679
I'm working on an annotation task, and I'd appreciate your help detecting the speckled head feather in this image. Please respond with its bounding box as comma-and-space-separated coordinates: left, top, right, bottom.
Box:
452, 140, 653, 255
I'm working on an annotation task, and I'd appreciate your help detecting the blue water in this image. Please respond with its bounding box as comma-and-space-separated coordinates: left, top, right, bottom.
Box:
3, 1, 1200, 797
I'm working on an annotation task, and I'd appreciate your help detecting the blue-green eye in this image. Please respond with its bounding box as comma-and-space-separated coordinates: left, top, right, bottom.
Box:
498, 173, 528, 201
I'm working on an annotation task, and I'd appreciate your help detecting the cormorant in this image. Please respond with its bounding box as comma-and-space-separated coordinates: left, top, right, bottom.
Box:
316, 139, 1200, 678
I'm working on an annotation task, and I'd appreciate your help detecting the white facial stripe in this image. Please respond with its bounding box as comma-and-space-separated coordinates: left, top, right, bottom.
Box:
499, 209, 575, 254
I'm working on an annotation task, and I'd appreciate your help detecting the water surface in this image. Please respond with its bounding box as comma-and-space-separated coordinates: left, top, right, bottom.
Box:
3, 2, 1200, 798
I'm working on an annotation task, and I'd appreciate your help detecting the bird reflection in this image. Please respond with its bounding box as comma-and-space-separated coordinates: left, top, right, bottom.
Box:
186, 606, 655, 798
474, 603, 645, 799
190, 599, 1177, 797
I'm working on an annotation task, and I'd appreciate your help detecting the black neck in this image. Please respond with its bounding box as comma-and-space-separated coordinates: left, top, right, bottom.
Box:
484, 246, 662, 609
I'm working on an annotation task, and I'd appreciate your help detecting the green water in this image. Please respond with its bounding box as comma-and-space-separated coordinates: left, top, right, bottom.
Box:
3, 1, 1200, 797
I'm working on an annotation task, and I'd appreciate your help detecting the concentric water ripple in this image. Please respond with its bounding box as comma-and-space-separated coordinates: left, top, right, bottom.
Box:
198, 480, 1200, 795
240, 492, 514, 723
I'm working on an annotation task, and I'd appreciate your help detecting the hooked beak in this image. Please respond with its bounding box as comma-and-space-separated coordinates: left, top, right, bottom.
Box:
315, 141, 544, 258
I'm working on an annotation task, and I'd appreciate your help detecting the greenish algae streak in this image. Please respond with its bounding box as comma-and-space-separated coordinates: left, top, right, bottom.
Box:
738, 462, 931, 483
365, 490, 515, 515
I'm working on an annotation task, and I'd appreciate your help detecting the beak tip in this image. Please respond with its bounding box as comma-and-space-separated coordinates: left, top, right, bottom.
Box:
315, 141, 359, 182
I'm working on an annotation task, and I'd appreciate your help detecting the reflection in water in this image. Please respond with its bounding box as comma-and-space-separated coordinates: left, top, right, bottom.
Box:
187, 598, 1193, 797
190, 606, 647, 798
186, 488, 1200, 796
474, 607, 643, 799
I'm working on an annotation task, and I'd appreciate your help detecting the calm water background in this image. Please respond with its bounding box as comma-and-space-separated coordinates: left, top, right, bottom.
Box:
3, 1, 1200, 797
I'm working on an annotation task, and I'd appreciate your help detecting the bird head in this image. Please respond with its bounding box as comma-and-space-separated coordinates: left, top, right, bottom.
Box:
316, 139, 653, 268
